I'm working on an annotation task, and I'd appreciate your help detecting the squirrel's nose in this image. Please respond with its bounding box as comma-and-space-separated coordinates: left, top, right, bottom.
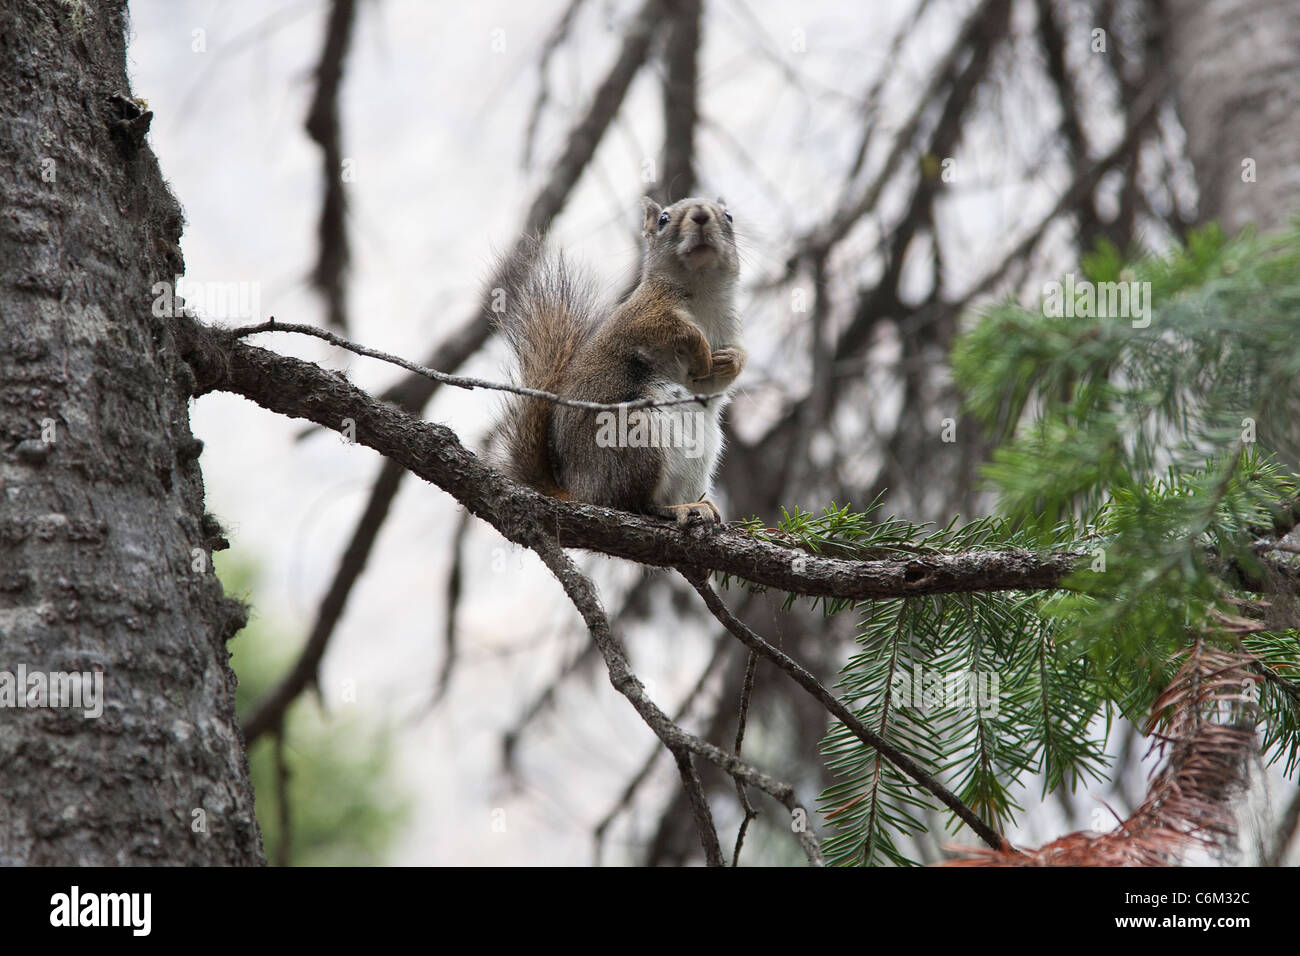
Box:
690, 209, 709, 225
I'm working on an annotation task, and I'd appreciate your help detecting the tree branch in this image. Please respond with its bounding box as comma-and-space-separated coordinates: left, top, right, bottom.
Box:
524, 533, 824, 865
305, 0, 357, 333
656, 0, 700, 204
236, 319, 727, 411
592, 625, 729, 857
672, 748, 725, 866
730, 649, 759, 865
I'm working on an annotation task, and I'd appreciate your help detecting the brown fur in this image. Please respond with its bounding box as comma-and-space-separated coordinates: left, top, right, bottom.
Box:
491, 245, 596, 496
491, 198, 743, 519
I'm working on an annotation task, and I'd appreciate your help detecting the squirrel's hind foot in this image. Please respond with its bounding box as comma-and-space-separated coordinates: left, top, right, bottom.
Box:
656, 499, 722, 526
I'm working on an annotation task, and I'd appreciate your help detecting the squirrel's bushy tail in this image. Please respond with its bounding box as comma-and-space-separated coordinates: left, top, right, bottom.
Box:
490, 241, 597, 496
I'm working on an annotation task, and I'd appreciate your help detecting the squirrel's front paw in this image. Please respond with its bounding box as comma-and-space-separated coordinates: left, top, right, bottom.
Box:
694, 347, 745, 390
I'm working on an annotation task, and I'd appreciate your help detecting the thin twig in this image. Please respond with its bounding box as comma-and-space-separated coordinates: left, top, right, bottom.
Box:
231, 319, 727, 411
593, 630, 730, 859
673, 748, 725, 866
787, 0, 1004, 271
529, 536, 825, 865
731, 650, 759, 866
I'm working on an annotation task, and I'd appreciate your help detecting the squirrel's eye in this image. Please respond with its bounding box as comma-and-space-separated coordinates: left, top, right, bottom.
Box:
724, 211, 733, 223
658, 211, 670, 229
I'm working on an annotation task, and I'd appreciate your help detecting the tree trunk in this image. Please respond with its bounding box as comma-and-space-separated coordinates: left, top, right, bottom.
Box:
0, 1, 262, 864
1166, 0, 1300, 230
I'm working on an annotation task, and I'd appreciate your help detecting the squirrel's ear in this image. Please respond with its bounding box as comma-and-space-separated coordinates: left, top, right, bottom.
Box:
642, 197, 663, 236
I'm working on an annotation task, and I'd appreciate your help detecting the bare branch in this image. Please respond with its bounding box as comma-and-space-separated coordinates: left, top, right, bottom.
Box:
593, 629, 730, 858
236, 319, 727, 412
656, 0, 700, 204
305, 0, 357, 333
787, 0, 1006, 272
672, 748, 725, 866
526, 534, 824, 865
730, 649, 759, 866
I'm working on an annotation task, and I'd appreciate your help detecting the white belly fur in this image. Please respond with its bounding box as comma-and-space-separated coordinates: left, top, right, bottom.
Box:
644, 381, 729, 506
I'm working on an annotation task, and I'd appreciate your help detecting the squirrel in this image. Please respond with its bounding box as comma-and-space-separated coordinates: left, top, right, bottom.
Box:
490, 196, 744, 524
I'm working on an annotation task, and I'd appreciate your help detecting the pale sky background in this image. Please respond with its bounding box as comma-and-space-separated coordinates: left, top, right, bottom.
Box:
121, 0, 1292, 865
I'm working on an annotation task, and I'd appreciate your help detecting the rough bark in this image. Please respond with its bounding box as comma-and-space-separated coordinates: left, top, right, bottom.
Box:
0, 2, 262, 864
1167, 0, 1300, 230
